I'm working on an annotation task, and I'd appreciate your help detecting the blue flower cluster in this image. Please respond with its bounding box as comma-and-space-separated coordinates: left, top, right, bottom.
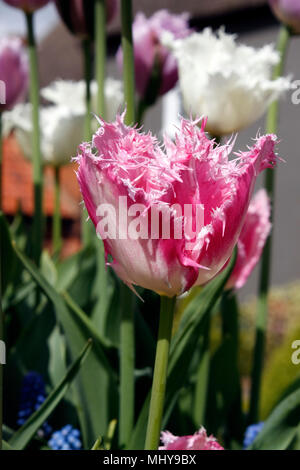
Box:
17, 372, 52, 438
243, 422, 264, 449
48, 425, 82, 450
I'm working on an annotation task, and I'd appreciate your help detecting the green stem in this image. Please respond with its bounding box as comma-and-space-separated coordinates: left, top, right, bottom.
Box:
145, 296, 176, 450
119, 284, 135, 447
95, 0, 106, 117
26, 12, 43, 266
53, 166, 62, 258
248, 24, 290, 424
94, 0, 109, 317
81, 38, 93, 246
221, 290, 244, 444
121, 0, 136, 125
194, 312, 211, 427
82, 38, 93, 141
118, 0, 136, 449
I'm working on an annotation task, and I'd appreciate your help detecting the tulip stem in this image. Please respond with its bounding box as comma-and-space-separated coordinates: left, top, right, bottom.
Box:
145, 296, 176, 450
119, 284, 135, 448
221, 290, 244, 444
25, 12, 43, 266
95, 0, 106, 117
118, 0, 136, 449
82, 38, 93, 141
121, 0, 136, 125
53, 166, 62, 259
194, 312, 211, 427
249, 24, 290, 424
81, 38, 93, 246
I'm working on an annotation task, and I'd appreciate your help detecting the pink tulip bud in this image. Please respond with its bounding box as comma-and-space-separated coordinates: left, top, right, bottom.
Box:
117, 9, 191, 98
76, 114, 278, 297
269, 0, 300, 33
3, 0, 51, 12
159, 427, 224, 450
226, 189, 272, 290
55, 0, 118, 39
0, 36, 28, 112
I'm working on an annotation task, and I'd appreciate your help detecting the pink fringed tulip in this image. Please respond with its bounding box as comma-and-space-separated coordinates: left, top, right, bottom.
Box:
269, 0, 300, 33
226, 189, 271, 290
76, 114, 278, 297
159, 427, 224, 450
117, 10, 191, 97
55, 0, 117, 39
0, 36, 28, 112
3, 0, 51, 12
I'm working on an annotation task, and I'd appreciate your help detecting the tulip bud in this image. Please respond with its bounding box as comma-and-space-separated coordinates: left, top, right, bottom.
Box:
269, 0, 300, 34
55, 0, 118, 40
117, 9, 191, 99
0, 36, 28, 112
3, 0, 51, 13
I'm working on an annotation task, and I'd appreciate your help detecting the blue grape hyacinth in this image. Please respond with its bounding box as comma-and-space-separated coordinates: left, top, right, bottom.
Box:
17, 371, 52, 438
243, 422, 264, 449
48, 425, 82, 450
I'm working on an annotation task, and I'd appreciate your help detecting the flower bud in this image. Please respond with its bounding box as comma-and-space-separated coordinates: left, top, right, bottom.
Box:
3, 0, 51, 13
269, 0, 300, 34
117, 9, 191, 99
0, 36, 28, 112
55, 0, 118, 40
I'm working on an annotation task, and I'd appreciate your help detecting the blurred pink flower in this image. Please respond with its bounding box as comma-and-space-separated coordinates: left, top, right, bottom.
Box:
3, 0, 51, 12
76, 114, 278, 297
159, 427, 224, 450
55, 0, 117, 39
0, 36, 28, 112
117, 9, 191, 98
269, 0, 300, 33
226, 189, 271, 290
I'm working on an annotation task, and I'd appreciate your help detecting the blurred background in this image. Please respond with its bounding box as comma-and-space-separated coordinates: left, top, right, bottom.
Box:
1, 0, 299, 300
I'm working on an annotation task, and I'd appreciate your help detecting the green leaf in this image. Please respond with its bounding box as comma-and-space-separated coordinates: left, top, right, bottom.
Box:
90, 238, 114, 335
9, 340, 92, 450
2, 440, 13, 450
0, 212, 16, 294
62, 290, 113, 351
250, 387, 300, 450
12, 243, 118, 448
206, 291, 244, 443
56, 245, 97, 307
47, 324, 67, 387
129, 249, 237, 449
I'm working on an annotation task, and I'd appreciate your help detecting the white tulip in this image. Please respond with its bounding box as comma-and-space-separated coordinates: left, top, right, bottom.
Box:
4, 103, 85, 167
3, 78, 124, 167
41, 77, 124, 123
164, 28, 292, 136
